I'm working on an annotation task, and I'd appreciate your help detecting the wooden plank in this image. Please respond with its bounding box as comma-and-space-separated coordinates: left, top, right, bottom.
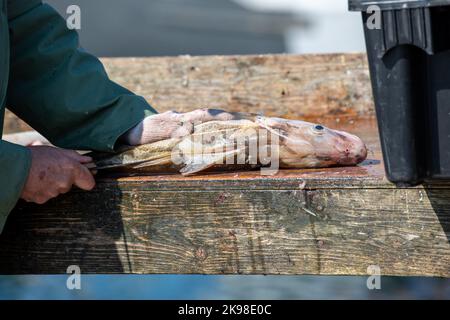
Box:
1, 54, 448, 276
2, 53, 373, 134
0, 116, 448, 276
3, 110, 32, 135
103, 54, 374, 118
0, 175, 448, 276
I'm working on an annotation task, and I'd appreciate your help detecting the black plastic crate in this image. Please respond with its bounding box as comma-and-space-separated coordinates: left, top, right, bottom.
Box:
350, 0, 450, 186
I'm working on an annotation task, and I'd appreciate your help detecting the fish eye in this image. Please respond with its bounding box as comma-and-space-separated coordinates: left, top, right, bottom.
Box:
314, 125, 325, 131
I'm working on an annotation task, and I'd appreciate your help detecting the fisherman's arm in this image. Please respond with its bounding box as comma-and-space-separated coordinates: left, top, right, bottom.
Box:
0, 141, 30, 232
7, 1, 156, 152
0, 140, 96, 232
7, 2, 235, 148
3, 1, 235, 213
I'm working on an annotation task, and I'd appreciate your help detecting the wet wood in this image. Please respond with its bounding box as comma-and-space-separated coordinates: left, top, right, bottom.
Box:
3, 53, 373, 134
0, 54, 448, 277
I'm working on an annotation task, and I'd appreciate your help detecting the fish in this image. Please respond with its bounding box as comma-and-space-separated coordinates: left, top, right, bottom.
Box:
91, 116, 368, 176
255, 116, 368, 168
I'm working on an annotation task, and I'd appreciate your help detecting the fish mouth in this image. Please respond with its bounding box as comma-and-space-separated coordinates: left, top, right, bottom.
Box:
334, 130, 368, 165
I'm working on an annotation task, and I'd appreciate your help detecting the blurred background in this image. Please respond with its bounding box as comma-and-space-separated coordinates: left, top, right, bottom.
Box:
46, 0, 366, 56
1, 0, 448, 300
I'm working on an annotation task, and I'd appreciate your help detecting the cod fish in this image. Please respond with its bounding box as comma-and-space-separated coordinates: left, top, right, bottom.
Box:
92, 116, 368, 175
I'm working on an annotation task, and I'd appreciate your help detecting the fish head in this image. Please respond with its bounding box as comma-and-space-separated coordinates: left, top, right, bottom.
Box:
256, 116, 367, 167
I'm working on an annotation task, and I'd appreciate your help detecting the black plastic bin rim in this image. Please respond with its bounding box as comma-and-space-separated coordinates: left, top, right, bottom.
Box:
349, 0, 450, 11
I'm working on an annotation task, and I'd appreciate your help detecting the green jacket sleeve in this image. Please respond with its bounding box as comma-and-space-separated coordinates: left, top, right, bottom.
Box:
0, 1, 157, 233
0, 140, 31, 233
6, 1, 157, 152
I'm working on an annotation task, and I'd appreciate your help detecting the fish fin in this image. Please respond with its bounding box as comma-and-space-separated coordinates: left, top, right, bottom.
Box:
180, 148, 243, 176
179, 161, 217, 176
255, 117, 290, 140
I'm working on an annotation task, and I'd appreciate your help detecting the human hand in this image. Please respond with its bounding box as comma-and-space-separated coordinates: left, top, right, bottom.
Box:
21, 146, 96, 204
124, 108, 239, 146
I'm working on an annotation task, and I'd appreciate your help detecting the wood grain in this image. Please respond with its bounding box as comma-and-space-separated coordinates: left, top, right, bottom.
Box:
2, 53, 373, 134
0, 180, 448, 276
102, 54, 374, 118
1, 54, 448, 277
0, 118, 448, 276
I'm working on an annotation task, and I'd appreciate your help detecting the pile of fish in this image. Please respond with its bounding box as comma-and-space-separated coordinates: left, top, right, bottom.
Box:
92, 115, 368, 176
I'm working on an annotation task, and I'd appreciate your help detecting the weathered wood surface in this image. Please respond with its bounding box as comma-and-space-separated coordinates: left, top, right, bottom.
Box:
0, 117, 448, 276
3, 110, 32, 134
3, 53, 374, 134
0, 54, 448, 276
0, 164, 448, 276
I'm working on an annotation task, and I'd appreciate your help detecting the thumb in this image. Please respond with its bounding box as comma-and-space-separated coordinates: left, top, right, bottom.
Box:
73, 164, 96, 191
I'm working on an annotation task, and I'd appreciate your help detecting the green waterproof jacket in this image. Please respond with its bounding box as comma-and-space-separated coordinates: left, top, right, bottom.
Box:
0, 0, 156, 232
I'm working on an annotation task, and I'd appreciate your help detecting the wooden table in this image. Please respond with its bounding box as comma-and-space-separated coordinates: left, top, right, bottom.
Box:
0, 54, 448, 276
